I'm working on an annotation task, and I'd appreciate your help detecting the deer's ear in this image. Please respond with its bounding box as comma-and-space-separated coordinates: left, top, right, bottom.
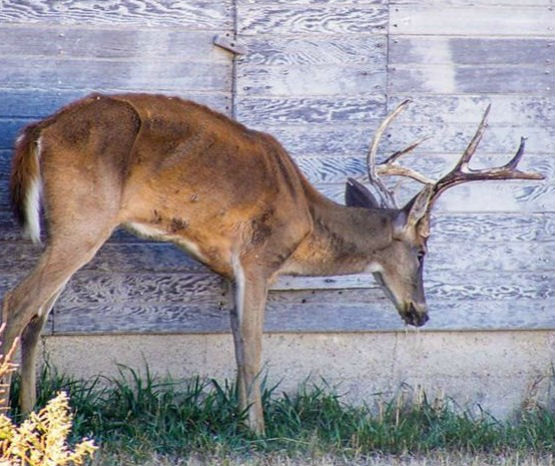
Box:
393, 185, 434, 237
345, 178, 380, 209
404, 185, 433, 227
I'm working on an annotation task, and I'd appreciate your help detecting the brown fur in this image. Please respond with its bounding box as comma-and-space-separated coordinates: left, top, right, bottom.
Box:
4, 93, 432, 435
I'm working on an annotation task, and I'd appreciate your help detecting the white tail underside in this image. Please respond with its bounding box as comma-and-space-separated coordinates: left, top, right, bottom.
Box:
23, 138, 42, 244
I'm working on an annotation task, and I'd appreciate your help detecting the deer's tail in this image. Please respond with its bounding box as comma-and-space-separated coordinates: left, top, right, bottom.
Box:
10, 124, 43, 244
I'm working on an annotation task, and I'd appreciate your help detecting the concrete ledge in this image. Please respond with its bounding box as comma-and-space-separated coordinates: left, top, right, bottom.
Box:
40, 330, 555, 420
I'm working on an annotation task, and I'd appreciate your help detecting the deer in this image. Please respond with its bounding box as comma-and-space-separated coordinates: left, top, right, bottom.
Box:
1, 93, 543, 435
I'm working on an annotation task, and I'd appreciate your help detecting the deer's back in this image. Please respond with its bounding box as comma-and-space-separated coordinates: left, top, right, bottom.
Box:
37, 93, 314, 276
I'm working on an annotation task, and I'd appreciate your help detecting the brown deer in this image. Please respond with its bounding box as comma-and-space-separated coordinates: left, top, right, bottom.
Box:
1, 94, 542, 434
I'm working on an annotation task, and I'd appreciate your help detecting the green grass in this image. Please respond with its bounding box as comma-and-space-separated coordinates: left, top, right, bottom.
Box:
8, 363, 554, 463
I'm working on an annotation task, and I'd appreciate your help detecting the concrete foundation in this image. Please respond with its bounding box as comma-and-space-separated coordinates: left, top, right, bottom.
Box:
40, 330, 555, 419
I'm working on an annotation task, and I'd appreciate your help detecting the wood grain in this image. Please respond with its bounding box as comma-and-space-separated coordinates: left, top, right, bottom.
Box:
1, 231, 551, 275
391, 0, 554, 5
313, 180, 554, 212
238, 65, 385, 96
0, 58, 231, 93
390, 36, 554, 65
389, 64, 554, 94
390, 5, 555, 35
387, 95, 555, 126
0, 0, 232, 30
239, 36, 386, 66
249, 123, 554, 158
0, 26, 228, 62
0, 90, 230, 119
239, 5, 388, 35
236, 96, 386, 125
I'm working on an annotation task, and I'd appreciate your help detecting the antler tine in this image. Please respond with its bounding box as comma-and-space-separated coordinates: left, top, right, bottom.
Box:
367, 100, 434, 208
428, 107, 545, 206
454, 103, 491, 172
376, 136, 435, 185
366, 100, 412, 208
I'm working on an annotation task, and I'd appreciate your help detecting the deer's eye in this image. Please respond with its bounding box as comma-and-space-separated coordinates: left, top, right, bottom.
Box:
417, 250, 425, 264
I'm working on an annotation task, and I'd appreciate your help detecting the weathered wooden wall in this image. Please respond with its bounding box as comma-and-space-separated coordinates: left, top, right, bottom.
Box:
0, 0, 553, 336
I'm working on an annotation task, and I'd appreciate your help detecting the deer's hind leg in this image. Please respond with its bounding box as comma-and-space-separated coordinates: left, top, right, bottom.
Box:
1, 224, 115, 412
2, 172, 121, 412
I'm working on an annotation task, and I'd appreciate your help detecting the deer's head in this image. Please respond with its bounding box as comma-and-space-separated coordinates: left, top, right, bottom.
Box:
346, 100, 543, 327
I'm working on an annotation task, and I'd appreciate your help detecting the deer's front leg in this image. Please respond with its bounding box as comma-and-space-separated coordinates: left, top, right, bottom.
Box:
229, 258, 268, 436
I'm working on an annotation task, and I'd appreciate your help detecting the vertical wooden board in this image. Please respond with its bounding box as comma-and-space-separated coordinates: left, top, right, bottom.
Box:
388, 64, 554, 94
390, 5, 555, 36
0, 26, 229, 62
389, 36, 554, 65
238, 5, 388, 35
0, 0, 233, 30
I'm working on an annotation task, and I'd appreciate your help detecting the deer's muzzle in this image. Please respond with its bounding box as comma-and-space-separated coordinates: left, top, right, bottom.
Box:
402, 303, 429, 327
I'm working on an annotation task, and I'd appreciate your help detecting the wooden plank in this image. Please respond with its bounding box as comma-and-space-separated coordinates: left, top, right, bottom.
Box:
429, 213, 555, 243
290, 151, 552, 184
272, 272, 554, 300
390, 6, 555, 36
254, 123, 554, 158
0, 58, 231, 93
239, 0, 386, 4
0, 26, 228, 62
55, 272, 228, 307
239, 36, 386, 65
0, 89, 231, 119
314, 180, 554, 213
391, 1, 554, 7
4, 267, 550, 312
388, 64, 554, 94
239, 5, 388, 35
0, 0, 232, 30
0, 242, 210, 274
237, 94, 554, 127
236, 96, 386, 125
51, 297, 555, 334
390, 37, 554, 66
53, 302, 230, 334
387, 95, 555, 126
238, 65, 385, 96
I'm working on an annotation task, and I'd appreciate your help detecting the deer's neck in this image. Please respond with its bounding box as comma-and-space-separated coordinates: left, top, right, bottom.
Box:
286, 195, 393, 276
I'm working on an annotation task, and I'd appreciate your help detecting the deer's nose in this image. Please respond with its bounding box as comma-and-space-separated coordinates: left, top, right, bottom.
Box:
403, 303, 429, 327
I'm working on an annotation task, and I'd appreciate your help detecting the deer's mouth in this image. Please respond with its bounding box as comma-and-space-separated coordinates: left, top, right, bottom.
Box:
402, 303, 429, 327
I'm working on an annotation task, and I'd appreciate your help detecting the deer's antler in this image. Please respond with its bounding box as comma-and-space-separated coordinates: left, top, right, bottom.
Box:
425, 104, 544, 211
366, 100, 434, 208
366, 101, 545, 220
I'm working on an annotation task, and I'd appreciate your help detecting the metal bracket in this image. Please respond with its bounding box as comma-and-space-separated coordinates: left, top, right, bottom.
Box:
213, 34, 246, 55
